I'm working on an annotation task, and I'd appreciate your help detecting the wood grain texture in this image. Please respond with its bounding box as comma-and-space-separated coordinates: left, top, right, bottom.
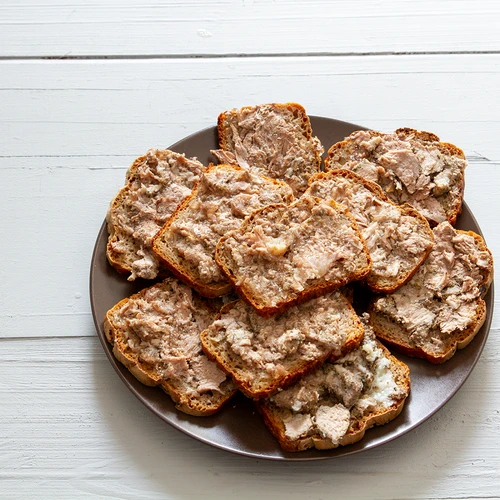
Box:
1, 55, 500, 159
0, 0, 499, 57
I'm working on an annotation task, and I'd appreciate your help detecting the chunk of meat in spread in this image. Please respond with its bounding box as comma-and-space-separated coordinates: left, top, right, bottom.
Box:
417, 195, 447, 223
325, 364, 365, 409
283, 413, 314, 440
162, 356, 190, 378
378, 149, 426, 194
190, 355, 228, 394
349, 159, 381, 184
314, 404, 350, 443
272, 373, 322, 412
211, 149, 238, 165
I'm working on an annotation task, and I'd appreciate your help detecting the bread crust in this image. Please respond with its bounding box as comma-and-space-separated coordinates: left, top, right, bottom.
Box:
325, 128, 466, 226
256, 340, 411, 452
369, 229, 493, 363
395, 127, 441, 143
106, 154, 149, 276
104, 280, 237, 416
200, 298, 365, 400
215, 197, 372, 317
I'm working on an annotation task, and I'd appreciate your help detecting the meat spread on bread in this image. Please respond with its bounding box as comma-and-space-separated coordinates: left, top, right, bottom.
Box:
106, 149, 205, 280
370, 222, 493, 363
305, 169, 434, 293
200, 293, 365, 400
325, 128, 467, 226
152, 164, 294, 297
257, 317, 410, 452
215, 195, 372, 316
104, 278, 237, 416
214, 102, 323, 195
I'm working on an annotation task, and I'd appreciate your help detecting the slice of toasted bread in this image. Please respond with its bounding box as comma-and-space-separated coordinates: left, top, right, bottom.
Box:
325, 128, 467, 226
104, 278, 237, 416
370, 222, 494, 363
106, 149, 205, 280
305, 169, 434, 293
257, 320, 410, 452
200, 293, 365, 400
216, 102, 323, 195
152, 164, 294, 298
215, 195, 371, 317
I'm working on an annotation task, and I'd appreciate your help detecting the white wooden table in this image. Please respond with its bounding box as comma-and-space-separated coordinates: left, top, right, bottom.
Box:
1, 1, 499, 498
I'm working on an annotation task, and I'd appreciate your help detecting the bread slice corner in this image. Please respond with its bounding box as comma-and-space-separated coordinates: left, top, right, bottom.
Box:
104, 279, 238, 416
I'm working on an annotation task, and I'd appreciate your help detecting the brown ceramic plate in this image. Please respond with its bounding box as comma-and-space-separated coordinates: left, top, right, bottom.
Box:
90, 117, 494, 461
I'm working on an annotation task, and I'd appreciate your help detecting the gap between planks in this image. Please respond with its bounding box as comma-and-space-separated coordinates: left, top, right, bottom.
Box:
0, 334, 93, 342
1, 50, 500, 61
0, 154, 496, 164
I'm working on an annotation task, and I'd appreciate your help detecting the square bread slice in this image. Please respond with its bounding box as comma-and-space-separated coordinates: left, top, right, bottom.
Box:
200, 293, 365, 400
215, 195, 371, 317
104, 278, 238, 416
106, 149, 205, 281
152, 164, 294, 298
370, 222, 494, 363
325, 128, 467, 226
257, 318, 410, 452
305, 169, 434, 293
214, 102, 323, 195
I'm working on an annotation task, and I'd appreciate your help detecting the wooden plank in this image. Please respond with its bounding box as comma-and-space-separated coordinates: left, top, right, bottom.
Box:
0, 163, 122, 338
0, 55, 499, 159
0, 336, 498, 499
0, 0, 499, 57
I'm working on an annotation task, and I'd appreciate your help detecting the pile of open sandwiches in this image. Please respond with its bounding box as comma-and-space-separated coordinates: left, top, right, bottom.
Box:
103, 103, 494, 452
